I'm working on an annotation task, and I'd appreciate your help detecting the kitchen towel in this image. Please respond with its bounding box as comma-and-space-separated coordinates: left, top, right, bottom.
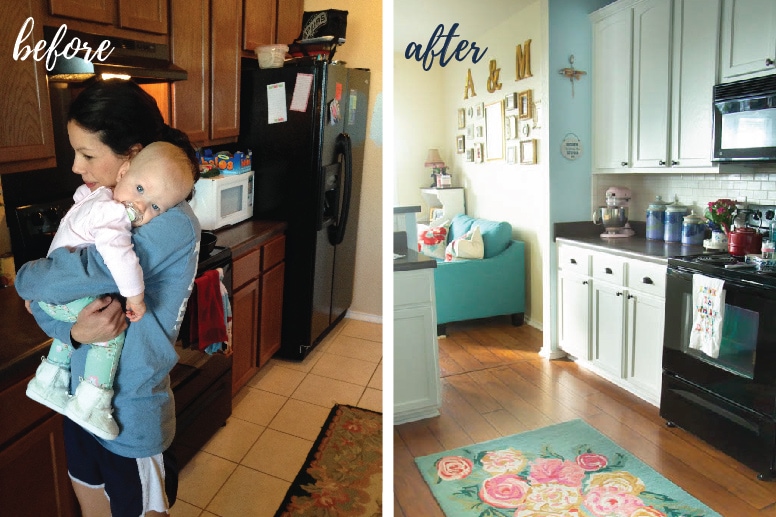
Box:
190, 269, 228, 352
688, 273, 726, 359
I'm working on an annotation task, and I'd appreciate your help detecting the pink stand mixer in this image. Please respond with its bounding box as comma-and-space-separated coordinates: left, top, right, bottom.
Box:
593, 186, 636, 238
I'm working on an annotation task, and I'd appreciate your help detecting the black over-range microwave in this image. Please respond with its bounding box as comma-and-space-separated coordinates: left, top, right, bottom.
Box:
713, 74, 776, 162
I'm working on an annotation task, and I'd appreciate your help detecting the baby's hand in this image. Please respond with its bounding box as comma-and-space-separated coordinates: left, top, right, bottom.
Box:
24, 300, 32, 314
125, 295, 146, 322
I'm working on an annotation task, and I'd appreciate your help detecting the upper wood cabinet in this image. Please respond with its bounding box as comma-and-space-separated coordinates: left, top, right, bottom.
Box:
48, 0, 168, 34
0, 0, 56, 174
243, 0, 303, 54
170, 0, 241, 146
719, 0, 776, 82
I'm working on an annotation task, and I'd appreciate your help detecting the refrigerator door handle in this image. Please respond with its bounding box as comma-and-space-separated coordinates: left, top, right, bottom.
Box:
329, 132, 352, 246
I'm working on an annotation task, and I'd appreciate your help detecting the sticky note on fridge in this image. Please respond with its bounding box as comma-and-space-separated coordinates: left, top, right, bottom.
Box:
290, 73, 313, 112
267, 82, 287, 124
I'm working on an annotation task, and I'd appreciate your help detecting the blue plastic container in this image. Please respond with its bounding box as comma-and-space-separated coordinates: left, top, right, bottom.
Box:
664, 204, 688, 242
646, 196, 669, 240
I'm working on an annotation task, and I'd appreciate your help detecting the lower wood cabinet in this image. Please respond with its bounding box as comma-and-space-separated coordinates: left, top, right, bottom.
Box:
230, 233, 285, 395
0, 375, 78, 516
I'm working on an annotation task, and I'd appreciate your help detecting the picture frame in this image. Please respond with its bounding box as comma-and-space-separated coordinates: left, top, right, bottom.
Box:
456, 134, 466, 154
429, 207, 444, 222
520, 139, 537, 164
466, 124, 474, 139
507, 145, 517, 164
506, 116, 518, 140
505, 92, 517, 111
467, 106, 474, 119
475, 102, 485, 119
474, 143, 483, 163
475, 125, 484, 138
466, 148, 474, 162
458, 108, 466, 129
518, 90, 533, 120
485, 101, 505, 161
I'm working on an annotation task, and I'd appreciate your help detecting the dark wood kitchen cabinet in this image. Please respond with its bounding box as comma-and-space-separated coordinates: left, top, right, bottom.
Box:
48, 0, 168, 34
242, 0, 303, 54
0, 375, 78, 516
0, 0, 57, 174
170, 0, 241, 146
230, 233, 285, 395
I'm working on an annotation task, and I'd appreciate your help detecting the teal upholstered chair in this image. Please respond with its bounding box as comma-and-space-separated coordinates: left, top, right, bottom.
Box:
432, 214, 526, 335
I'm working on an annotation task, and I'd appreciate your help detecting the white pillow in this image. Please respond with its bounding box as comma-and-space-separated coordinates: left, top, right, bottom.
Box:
418, 220, 451, 259
445, 225, 484, 262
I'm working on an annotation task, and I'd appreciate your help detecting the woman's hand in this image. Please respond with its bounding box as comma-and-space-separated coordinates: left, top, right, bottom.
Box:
71, 296, 128, 345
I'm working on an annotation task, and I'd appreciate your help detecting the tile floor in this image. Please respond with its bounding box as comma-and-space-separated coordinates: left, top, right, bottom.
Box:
170, 318, 383, 517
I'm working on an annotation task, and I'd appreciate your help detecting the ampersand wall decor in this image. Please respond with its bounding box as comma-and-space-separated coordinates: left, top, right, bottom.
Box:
487, 59, 502, 93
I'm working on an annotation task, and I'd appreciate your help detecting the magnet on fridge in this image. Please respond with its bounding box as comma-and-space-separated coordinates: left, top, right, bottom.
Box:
329, 99, 340, 125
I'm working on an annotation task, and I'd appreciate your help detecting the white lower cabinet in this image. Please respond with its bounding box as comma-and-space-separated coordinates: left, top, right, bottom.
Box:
557, 242, 665, 405
394, 267, 441, 424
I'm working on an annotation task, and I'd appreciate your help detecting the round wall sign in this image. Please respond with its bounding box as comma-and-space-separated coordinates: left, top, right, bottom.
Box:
561, 133, 582, 160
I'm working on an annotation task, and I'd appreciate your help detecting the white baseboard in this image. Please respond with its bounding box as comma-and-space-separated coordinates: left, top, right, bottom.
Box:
345, 310, 382, 324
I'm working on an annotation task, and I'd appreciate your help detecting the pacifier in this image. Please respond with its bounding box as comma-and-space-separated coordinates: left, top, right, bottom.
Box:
124, 202, 143, 226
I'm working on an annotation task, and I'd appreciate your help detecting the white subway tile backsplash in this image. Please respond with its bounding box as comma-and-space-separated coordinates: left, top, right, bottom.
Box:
592, 171, 776, 221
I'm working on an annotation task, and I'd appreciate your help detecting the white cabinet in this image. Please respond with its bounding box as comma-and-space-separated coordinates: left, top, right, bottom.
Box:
719, 0, 776, 82
420, 188, 465, 223
394, 267, 441, 424
592, 6, 632, 170
555, 242, 665, 405
591, 0, 720, 172
557, 244, 592, 360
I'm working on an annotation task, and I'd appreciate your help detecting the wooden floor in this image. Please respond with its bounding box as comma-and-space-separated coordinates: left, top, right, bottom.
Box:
393, 317, 776, 516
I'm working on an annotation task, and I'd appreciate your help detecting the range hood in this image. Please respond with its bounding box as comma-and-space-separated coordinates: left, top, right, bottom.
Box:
43, 26, 187, 84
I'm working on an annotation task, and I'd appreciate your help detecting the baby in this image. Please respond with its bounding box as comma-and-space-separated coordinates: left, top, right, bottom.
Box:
25, 141, 196, 440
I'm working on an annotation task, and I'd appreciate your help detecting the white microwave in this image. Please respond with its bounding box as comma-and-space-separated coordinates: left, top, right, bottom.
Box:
189, 171, 255, 230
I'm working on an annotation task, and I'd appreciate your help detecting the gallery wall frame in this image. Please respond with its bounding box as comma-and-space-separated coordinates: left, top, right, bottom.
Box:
485, 101, 504, 161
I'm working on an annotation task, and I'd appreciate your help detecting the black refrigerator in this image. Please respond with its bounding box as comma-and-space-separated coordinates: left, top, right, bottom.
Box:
238, 59, 370, 361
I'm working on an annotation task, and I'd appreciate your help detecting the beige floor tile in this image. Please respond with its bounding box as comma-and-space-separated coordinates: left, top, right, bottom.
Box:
241, 428, 313, 482
201, 417, 265, 463
178, 451, 237, 509
270, 346, 323, 373
311, 352, 377, 386
291, 373, 364, 407
357, 387, 383, 413
169, 499, 202, 517
325, 334, 383, 363
247, 362, 306, 396
340, 319, 382, 342
231, 387, 286, 427
269, 398, 332, 441
368, 360, 382, 389
206, 465, 289, 517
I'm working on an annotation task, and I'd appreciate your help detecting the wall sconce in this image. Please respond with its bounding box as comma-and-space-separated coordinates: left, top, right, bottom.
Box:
424, 148, 448, 188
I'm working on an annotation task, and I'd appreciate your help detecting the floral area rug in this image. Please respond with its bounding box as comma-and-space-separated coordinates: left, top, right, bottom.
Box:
275, 404, 382, 516
415, 419, 721, 517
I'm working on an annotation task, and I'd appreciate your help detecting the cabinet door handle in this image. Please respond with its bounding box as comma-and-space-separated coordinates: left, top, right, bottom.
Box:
605, 267, 613, 274
616, 291, 623, 296
767, 58, 775, 67
659, 160, 666, 166
671, 160, 678, 166
582, 280, 589, 285
621, 161, 628, 166
570, 258, 577, 264
642, 277, 654, 285
627, 294, 634, 299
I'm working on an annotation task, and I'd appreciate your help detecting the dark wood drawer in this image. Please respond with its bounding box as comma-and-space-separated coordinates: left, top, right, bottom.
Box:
233, 247, 261, 289
262, 234, 285, 271
0, 374, 51, 448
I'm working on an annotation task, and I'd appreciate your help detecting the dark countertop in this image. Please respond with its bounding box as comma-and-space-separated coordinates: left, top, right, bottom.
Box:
394, 248, 437, 272
1, 218, 286, 392
555, 221, 706, 263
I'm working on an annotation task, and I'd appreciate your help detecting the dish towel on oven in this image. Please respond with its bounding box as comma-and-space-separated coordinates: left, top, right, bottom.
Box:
688, 273, 725, 359
190, 269, 230, 353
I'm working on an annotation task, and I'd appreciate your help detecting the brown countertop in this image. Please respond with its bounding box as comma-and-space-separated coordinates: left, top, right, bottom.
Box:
554, 221, 706, 263
1, 218, 286, 392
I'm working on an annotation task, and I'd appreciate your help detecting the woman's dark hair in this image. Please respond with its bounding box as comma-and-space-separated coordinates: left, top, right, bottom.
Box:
69, 79, 200, 198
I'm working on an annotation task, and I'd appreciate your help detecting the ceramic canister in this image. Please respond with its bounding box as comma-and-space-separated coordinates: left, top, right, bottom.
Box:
664, 203, 688, 242
681, 211, 705, 246
646, 196, 669, 240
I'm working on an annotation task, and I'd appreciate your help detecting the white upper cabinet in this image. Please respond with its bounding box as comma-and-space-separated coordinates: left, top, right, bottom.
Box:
592, 7, 633, 170
719, 0, 776, 82
591, 0, 720, 173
